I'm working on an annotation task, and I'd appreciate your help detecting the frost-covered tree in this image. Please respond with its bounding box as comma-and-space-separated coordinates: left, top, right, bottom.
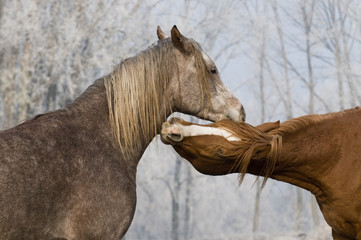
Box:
4, 0, 361, 239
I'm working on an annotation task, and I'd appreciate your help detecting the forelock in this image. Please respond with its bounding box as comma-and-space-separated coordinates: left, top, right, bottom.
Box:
201, 51, 213, 65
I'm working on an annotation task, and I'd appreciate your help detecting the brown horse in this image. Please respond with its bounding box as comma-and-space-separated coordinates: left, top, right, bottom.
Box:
161, 107, 361, 240
0, 26, 245, 240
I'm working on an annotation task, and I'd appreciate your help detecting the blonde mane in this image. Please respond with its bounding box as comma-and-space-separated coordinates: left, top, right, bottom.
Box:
104, 39, 212, 155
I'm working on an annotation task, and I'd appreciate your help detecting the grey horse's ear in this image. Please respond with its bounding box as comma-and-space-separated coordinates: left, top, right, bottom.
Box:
157, 26, 168, 40
171, 25, 191, 53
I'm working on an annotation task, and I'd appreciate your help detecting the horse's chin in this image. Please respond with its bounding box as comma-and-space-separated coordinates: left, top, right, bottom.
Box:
197, 105, 245, 123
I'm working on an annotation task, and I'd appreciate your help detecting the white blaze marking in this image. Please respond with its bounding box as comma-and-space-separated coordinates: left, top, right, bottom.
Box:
176, 123, 241, 142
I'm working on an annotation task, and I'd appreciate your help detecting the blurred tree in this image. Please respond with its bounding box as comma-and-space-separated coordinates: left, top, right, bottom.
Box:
5, 0, 361, 238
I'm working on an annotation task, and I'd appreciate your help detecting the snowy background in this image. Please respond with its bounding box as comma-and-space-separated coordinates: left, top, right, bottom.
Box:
1, 0, 361, 239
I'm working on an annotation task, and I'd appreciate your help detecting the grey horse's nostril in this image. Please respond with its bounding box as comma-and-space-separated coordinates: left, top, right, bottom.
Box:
240, 105, 246, 121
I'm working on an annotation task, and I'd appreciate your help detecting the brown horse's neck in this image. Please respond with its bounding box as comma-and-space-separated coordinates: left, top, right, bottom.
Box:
274, 129, 339, 198
248, 114, 347, 199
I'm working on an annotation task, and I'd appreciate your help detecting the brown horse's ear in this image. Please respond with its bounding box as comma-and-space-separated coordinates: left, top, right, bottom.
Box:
256, 121, 280, 133
171, 25, 191, 53
157, 26, 168, 40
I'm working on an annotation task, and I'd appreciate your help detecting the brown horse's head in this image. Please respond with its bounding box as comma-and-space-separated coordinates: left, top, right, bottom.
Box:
157, 26, 245, 122
161, 118, 281, 186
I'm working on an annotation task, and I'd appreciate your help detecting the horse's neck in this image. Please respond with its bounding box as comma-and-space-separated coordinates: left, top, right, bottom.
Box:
246, 115, 341, 197
99, 77, 170, 161
269, 116, 345, 197
67, 79, 106, 114
67, 79, 163, 167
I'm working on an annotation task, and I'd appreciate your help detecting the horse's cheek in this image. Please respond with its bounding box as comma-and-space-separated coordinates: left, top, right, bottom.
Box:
173, 145, 194, 163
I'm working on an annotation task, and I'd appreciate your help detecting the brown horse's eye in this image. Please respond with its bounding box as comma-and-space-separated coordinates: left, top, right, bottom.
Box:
211, 69, 217, 74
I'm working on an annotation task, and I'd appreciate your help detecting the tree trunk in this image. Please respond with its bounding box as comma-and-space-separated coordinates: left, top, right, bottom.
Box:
183, 164, 193, 239
171, 156, 182, 240
296, 188, 303, 230
253, 8, 266, 232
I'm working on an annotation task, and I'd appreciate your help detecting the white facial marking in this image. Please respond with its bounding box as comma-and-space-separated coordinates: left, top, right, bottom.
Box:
176, 123, 241, 142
